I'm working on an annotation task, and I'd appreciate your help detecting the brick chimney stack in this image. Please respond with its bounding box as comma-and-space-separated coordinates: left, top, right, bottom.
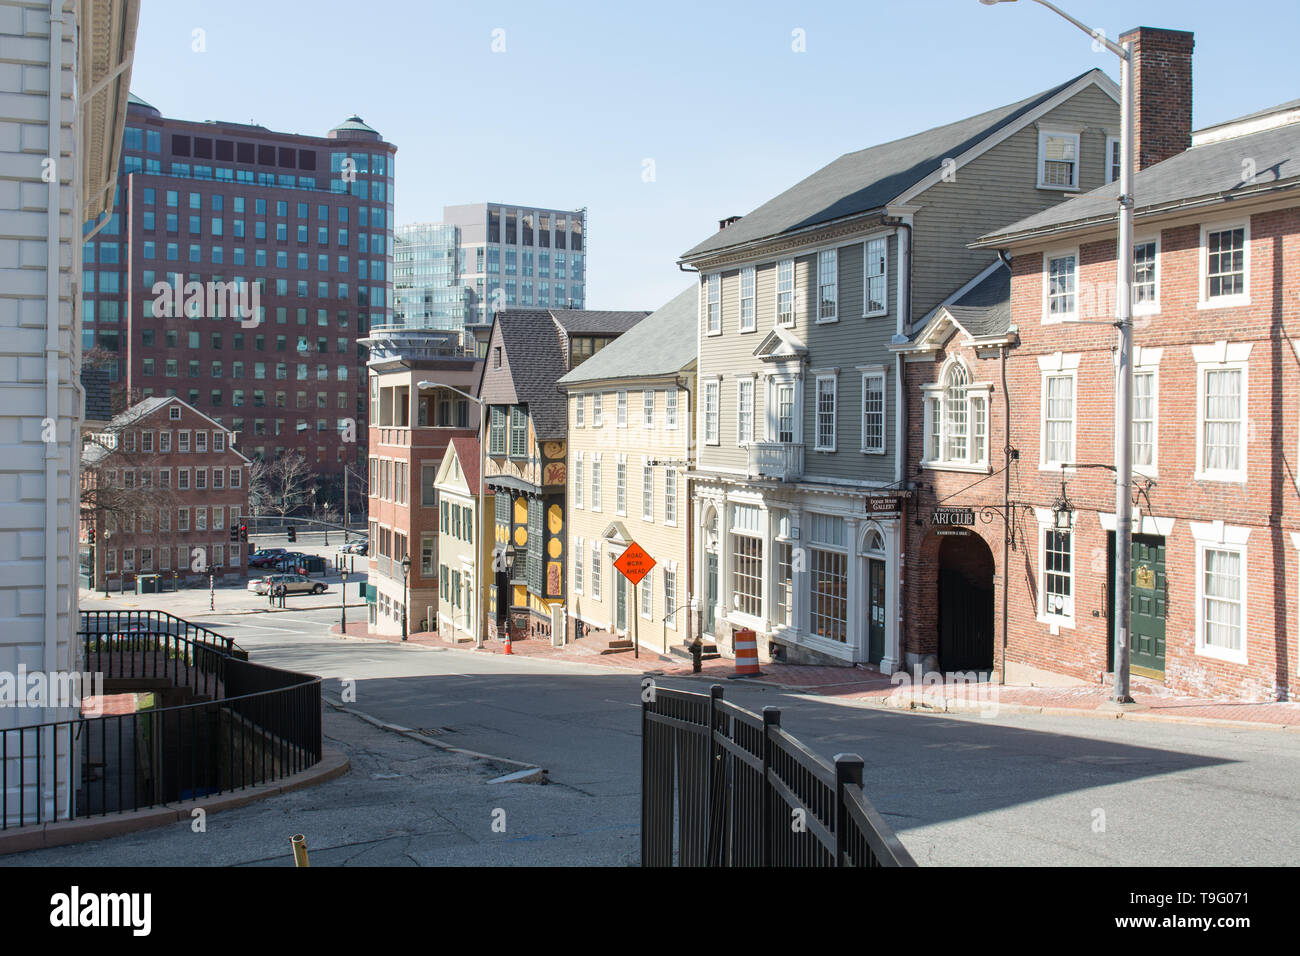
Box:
1119, 27, 1195, 170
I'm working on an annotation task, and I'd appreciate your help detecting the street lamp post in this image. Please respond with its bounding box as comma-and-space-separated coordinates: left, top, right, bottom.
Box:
340, 567, 349, 636
400, 555, 411, 642
417, 380, 487, 649
979, 0, 1136, 704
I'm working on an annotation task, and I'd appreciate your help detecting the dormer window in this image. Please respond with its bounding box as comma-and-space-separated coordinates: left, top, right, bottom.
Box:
1037, 129, 1080, 190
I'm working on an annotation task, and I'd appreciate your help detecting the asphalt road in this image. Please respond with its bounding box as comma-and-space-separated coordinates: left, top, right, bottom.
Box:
187, 606, 1300, 866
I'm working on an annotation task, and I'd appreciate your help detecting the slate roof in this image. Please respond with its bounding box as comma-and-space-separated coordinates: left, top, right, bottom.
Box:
446, 435, 482, 496
557, 286, 697, 385
80, 368, 113, 424
975, 114, 1300, 245
485, 309, 651, 440
943, 265, 1011, 338
106, 396, 172, 429
681, 70, 1109, 260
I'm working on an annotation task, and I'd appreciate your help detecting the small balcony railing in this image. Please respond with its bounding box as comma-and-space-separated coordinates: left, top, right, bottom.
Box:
748, 442, 804, 481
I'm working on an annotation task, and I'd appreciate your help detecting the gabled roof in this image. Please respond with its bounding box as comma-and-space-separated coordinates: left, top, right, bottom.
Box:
753, 326, 808, 363
896, 262, 1013, 354
975, 113, 1300, 247
550, 309, 649, 336
100, 396, 252, 463
438, 435, 482, 496
681, 69, 1114, 261
558, 286, 697, 386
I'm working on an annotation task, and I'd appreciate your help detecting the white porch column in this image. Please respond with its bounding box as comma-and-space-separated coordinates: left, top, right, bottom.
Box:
759, 504, 773, 629
882, 518, 902, 675
845, 516, 861, 660
718, 498, 732, 634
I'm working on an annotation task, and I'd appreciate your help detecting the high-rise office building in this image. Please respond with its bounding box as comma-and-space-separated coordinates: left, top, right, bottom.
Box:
82, 94, 396, 510
393, 203, 587, 340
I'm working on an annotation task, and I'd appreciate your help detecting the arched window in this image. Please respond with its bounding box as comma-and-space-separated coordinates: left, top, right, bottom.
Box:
865, 530, 885, 553
924, 358, 989, 468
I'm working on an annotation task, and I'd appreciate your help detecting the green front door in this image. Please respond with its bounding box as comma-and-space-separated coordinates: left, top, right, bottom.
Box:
1108, 533, 1166, 678
867, 558, 886, 665
705, 552, 718, 636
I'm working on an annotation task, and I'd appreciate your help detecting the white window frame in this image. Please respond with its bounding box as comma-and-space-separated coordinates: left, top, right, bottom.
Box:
1193, 341, 1251, 483
814, 373, 838, 452
1036, 128, 1081, 191
664, 468, 678, 527
817, 249, 838, 323
1105, 134, 1121, 184
864, 237, 888, 317
860, 367, 886, 455
573, 537, 584, 595
574, 451, 584, 509
705, 273, 721, 335
766, 374, 802, 445
1034, 510, 1075, 630
1131, 234, 1160, 316
736, 378, 754, 445
1042, 248, 1079, 323
703, 378, 720, 445
775, 259, 795, 328
590, 452, 602, 511
592, 392, 603, 427
1039, 357, 1079, 471
1199, 220, 1251, 309
615, 454, 627, 516
1190, 521, 1250, 665
590, 540, 602, 602
921, 357, 990, 472
665, 390, 678, 429
739, 266, 756, 332
640, 570, 653, 621
641, 458, 654, 522
616, 390, 627, 428
663, 565, 678, 630
575, 394, 585, 428
642, 389, 654, 428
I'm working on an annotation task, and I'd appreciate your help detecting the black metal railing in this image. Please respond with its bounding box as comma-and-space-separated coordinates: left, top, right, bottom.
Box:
641, 684, 915, 867
0, 613, 318, 832
79, 610, 245, 658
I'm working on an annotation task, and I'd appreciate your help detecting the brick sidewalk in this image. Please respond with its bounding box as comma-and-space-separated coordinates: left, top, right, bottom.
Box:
328, 622, 1299, 729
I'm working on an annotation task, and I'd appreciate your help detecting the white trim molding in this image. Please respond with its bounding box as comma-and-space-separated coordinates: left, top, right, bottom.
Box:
1189, 520, 1251, 665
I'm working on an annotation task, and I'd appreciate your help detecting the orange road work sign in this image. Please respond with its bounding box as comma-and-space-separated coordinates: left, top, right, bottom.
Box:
613, 541, 657, 586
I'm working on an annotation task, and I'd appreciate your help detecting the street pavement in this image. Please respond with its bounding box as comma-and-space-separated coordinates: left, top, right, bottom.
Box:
21, 602, 1296, 866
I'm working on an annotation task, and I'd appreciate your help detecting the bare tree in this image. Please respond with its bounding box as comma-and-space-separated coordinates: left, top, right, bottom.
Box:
267, 452, 311, 517
80, 434, 179, 583
246, 456, 271, 516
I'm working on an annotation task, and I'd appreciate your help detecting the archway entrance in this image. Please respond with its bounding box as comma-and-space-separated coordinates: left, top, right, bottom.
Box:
937, 533, 995, 673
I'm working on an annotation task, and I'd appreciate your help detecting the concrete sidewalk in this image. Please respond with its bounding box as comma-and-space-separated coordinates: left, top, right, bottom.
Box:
330, 621, 1300, 731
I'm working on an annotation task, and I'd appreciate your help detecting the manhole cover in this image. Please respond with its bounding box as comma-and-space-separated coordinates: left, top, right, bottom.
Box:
416, 727, 454, 737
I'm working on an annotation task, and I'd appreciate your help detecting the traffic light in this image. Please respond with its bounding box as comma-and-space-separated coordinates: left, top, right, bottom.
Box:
229, 526, 239, 543
287, 525, 296, 543
239, 525, 248, 542
88, 527, 95, 544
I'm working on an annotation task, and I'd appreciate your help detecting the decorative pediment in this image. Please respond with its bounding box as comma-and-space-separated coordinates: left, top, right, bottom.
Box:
602, 521, 633, 546
753, 327, 808, 363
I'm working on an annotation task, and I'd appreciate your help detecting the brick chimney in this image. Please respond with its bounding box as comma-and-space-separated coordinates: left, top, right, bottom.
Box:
1119, 27, 1195, 170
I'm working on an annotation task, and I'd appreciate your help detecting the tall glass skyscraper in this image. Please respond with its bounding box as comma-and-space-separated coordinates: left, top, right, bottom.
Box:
393, 203, 586, 338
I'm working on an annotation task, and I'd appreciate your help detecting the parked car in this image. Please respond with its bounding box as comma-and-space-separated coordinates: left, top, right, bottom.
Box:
246, 573, 327, 596
270, 552, 312, 573
248, 548, 288, 569
338, 539, 368, 555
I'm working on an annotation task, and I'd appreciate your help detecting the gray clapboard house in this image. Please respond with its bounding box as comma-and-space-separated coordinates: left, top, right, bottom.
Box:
680, 69, 1119, 670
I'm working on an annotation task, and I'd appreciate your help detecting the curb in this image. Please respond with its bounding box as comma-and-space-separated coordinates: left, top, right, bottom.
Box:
0, 748, 351, 856
324, 696, 544, 773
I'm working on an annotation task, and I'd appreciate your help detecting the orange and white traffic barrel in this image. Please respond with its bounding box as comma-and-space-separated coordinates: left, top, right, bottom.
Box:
733, 628, 760, 676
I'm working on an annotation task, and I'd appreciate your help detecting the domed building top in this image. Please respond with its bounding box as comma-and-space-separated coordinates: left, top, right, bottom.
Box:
127, 92, 161, 117
328, 114, 382, 141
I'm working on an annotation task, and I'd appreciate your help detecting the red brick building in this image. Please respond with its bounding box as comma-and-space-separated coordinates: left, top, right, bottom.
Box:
82, 397, 252, 588
901, 28, 1300, 700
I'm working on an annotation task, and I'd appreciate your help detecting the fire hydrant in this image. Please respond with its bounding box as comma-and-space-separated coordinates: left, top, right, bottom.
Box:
690, 637, 703, 674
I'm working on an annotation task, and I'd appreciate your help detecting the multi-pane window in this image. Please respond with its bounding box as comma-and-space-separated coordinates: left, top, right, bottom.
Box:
1043, 373, 1075, 467
818, 249, 837, 321
1106, 136, 1121, 184
1047, 253, 1077, 318
776, 259, 794, 327
574, 538, 584, 594
739, 266, 755, 331
574, 452, 584, 508
615, 456, 627, 515
575, 395, 585, 427
590, 454, 602, 510
592, 393, 603, 426
1205, 226, 1246, 300
730, 505, 763, 619
642, 462, 654, 521
815, 376, 837, 451
808, 514, 847, 642
737, 379, 754, 444
775, 540, 793, 629
642, 390, 654, 428
1038, 131, 1079, 188
703, 380, 719, 444
924, 362, 988, 468
665, 391, 678, 429
1201, 546, 1244, 657
590, 540, 601, 599
663, 569, 677, 629
1042, 528, 1073, 621
1201, 367, 1244, 476
1132, 370, 1156, 471
616, 391, 627, 427
640, 573, 653, 620
705, 273, 721, 334
664, 469, 677, 525
865, 237, 887, 315
774, 382, 796, 444
489, 406, 507, 455
861, 373, 885, 453
1133, 240, 1158, 308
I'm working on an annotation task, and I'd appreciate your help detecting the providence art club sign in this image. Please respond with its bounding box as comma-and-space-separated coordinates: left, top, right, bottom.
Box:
929, 507, 976, 535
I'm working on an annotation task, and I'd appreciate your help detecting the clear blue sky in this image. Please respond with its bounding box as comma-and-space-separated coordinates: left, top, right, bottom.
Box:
132, 0, 1297, 311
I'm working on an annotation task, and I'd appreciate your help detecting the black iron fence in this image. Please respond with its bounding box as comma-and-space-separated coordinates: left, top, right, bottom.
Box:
642, 684, 915, 867
0, 613, 319, 831
80, 610, 246, 659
